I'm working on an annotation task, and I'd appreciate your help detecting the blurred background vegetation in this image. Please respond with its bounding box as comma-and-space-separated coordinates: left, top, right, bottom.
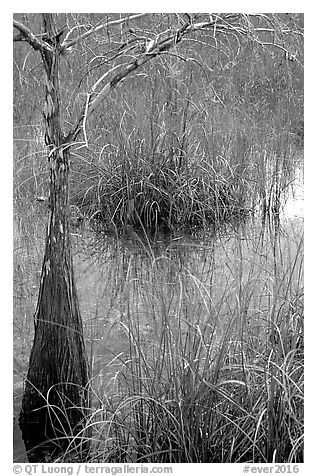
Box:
13, 13, 303, 232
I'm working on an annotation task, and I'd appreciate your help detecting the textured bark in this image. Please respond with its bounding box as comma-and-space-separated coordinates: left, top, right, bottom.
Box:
19, 15, 90, 462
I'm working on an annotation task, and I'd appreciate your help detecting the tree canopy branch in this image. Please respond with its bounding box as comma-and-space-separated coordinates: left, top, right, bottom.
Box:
14, 13, 303, 145
61, 13, 148, 50
68, 18, 192, 140
67, 13, 303, 142
13, 19, 52, 53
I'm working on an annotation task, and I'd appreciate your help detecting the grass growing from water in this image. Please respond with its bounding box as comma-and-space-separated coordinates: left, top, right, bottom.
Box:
70, 145, 250, 233
13, 173, 303, 462
14, 31, 303, 235
30, 220, 302, 464
67, 125, 302, 235
13, 13, 303, 463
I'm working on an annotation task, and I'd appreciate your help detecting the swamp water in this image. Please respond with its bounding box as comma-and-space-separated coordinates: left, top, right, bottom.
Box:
13, 171, 303, 463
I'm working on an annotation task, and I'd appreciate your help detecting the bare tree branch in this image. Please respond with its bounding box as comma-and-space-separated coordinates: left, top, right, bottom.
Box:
67, 12, 303, 142
13, 19, 52, 53
14, 13, 303, 145
61, 13, 148, 50
68, 18, 192, 140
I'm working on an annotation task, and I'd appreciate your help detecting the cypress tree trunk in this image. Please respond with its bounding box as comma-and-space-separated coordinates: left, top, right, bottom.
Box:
19, 15, 90, 462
